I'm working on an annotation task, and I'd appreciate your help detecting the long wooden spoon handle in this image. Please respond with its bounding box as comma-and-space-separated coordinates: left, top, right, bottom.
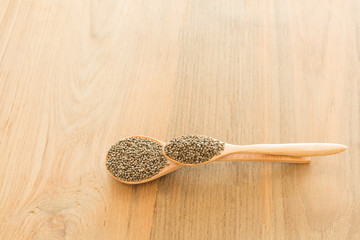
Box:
218, 153, 310, 164
224, 143, 347, 157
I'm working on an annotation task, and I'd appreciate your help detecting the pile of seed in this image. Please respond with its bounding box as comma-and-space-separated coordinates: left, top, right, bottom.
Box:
106, 137, 168, 182
164, 135, 225, 164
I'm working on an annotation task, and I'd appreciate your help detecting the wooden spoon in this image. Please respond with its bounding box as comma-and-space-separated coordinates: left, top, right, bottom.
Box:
106, 136, 346, 185
163, 136, 348, 166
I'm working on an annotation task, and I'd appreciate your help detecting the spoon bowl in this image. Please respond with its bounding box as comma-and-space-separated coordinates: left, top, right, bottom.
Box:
105, 136, 182, 185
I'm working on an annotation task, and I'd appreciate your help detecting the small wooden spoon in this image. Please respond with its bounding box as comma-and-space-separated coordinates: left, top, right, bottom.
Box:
163, 136, 348, 166
106, 136, 347, 184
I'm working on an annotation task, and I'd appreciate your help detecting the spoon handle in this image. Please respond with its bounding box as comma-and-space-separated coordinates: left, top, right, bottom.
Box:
218, 153, 310, 163
224, 143, 347, 157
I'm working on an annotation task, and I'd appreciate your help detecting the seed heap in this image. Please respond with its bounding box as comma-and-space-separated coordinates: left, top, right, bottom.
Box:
164, 135, 225, 164
106, 137, 168, 182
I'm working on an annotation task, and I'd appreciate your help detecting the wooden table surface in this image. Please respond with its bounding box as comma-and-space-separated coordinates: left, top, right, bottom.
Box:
0, 0, 359, 239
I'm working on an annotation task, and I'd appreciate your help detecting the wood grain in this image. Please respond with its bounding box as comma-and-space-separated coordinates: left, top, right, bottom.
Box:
0, 0, 358, 239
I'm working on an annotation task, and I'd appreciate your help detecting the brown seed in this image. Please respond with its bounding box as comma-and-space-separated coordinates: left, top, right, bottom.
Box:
106, 137, 167, 182
164, 135, 225, 164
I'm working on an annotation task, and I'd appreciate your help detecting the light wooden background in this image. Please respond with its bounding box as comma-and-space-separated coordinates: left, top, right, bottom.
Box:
0, 0, 358, 239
